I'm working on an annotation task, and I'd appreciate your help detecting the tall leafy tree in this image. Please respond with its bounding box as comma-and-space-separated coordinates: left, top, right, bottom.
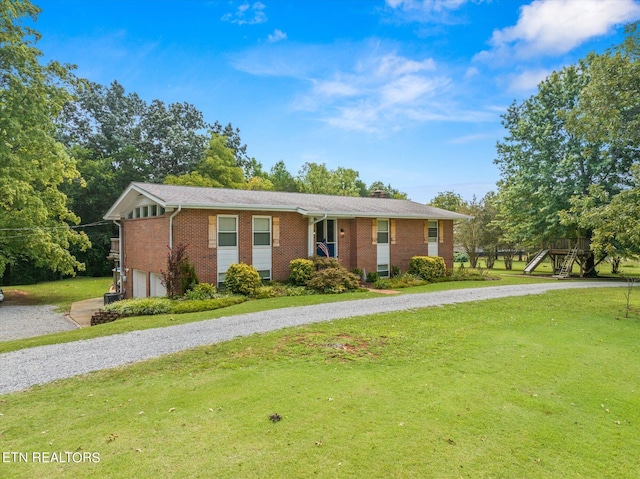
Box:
428, 191, 464, 212
298, 162, 365, 196
561, 165, 640, 261
164, 133, 245, 188
0, 0, 90, 277
494, 61, 634, 261
268, 160, 300, 192
139, 99, 210, 181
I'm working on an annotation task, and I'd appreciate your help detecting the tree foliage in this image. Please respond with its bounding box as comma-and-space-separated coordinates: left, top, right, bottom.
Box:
494, 59, 636, 250
297, 162, 364, 196
164, 133, 245, 188
0, 0, 90, 277
268, 160, 300, 192
428, 191, 464, 212
561, 165, 640, 260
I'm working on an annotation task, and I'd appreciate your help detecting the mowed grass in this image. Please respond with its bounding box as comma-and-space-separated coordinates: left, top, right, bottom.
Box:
0, 288, 638, 478
1, 277, 112, 312
0, 274, 549, 354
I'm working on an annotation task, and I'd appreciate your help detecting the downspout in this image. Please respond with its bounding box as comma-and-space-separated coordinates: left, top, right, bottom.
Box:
169, 205, 182, 249
114, 220, 123, 294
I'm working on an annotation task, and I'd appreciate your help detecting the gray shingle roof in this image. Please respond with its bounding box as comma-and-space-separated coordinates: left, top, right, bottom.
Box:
105, 182, 471, 220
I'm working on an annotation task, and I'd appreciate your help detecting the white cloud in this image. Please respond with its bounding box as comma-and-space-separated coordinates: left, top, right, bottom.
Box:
232, 41, 496, 133
387, 0, 469, 14
507, 68, 552, 92
384, 0, 477, 23
300, 51, 452, 132
267, 29, 287, 43
449, 133, 488, 144
222, 2, 267, 25
477, 0, 640, 61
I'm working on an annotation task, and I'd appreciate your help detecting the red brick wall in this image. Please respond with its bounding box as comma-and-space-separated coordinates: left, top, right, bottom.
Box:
121, 211, 457, 297
390, 219, 429, 273
354, 218, 377, 275
122, 216, 170, 298
336, 219, 354, 270
440, 220, 454, 270
164, 209, 309, 283
272, 212, 309, 280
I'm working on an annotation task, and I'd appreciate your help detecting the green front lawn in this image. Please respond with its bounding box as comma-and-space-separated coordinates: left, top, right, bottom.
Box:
0, 277, 112, 312
0, 288, 638, 478
0, 275, 550, 354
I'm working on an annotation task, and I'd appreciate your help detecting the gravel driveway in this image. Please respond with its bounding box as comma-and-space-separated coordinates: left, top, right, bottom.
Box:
0, 281, 625, 395
0, 304, 79, 341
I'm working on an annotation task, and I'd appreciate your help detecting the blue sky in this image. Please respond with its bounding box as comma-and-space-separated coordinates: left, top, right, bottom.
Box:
32, 0, 640, 203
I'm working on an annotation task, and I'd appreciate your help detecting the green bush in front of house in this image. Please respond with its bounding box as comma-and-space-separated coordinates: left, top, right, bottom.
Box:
289, 258, 314, 286
224, 263, 263, 296
307, 267, 361, 294
169, 296, 247, 314
103, 297, 173, 316
184, 282, 218, 300
102, 295, 247, 317
312, 256, 343, 270
408, 256, 446, 281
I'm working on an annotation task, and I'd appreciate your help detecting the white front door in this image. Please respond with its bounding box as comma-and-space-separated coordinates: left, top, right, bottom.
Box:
217, 215, 239, 286
428, 220, 439, 256
252, 216, 272, 280
377, 219, 390, 277
315, 218, 337, 257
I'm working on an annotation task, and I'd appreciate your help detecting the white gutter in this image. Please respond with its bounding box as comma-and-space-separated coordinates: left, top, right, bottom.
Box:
169, 205, 182, 249
114, 220, 123, 294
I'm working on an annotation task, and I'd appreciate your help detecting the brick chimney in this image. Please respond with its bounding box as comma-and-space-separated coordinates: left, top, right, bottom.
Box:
370, 189, 390, 198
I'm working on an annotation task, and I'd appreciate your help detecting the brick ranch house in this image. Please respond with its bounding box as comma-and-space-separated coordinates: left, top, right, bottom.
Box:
104, 182, 470, 298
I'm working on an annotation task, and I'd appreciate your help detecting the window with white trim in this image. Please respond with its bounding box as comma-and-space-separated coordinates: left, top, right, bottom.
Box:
253, 217, 271, 246
377, 219, 389, 244
218, 216, 238, 247
428, 220, 438, 243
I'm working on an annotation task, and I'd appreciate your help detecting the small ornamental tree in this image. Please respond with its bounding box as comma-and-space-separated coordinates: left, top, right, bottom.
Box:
161, 243, 198, 297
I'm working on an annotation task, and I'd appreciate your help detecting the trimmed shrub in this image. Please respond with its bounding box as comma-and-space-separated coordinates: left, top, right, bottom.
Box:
307, 267, 360, 294
373, 277, 392, 289
102, 295, 247, 317
444, 268, 500, 282
373, 272, 427, 290
184, 282, 217, 300
289, 258, 314, 286
312, 256, 343, 270
408, 256, 446, 281
224, 263, 262, 296
103, 297, 173, 316
366, 272, 380, 283
454, 251, 469, 264
169, 296, 247, 314
391, 265, 400, 277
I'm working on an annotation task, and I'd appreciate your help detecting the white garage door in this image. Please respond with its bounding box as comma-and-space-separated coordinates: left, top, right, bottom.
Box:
133, 269, 148, 298
150, 273, 166, 297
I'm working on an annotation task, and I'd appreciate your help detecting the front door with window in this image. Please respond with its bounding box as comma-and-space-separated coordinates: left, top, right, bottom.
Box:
428, 220, 438, 256
252, 216, 272, 280
315, 218, 337, 257
377, 219, 390, 277
217, 215, 239, 286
